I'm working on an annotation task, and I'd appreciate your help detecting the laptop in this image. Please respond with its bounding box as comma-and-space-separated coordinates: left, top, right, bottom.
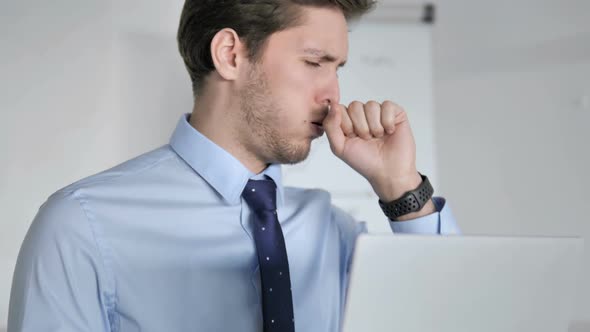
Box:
342, 234, 584, 332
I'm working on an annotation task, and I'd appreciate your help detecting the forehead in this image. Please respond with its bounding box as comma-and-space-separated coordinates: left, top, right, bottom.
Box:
263, 6, 349, 61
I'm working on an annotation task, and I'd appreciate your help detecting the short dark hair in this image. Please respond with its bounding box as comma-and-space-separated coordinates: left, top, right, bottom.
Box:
177, 0, 376, 97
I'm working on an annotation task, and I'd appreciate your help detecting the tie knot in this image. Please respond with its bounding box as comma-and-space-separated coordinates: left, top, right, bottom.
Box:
242, 179, 277, 212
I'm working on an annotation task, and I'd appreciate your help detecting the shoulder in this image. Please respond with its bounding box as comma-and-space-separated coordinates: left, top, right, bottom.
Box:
10, 190, 113, 331
14, 187, 107, 295
56, 145, 180, 195
51, 144, 210, 204
23, 145, 183, 252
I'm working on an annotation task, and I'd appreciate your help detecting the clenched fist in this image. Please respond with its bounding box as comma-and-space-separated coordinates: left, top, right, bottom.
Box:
323, 100, 435, 218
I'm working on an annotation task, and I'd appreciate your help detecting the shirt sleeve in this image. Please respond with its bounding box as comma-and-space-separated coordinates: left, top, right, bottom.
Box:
8, 191, 112, 332
388, 197, 461, 235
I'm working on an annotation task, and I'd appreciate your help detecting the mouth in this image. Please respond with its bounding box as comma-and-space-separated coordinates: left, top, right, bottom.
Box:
310, 121, 324, 137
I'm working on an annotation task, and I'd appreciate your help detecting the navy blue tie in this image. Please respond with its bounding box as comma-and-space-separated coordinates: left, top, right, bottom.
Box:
242, 179, 295, 332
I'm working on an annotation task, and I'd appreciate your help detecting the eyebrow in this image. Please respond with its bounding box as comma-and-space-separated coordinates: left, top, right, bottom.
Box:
303, 48, 347, 68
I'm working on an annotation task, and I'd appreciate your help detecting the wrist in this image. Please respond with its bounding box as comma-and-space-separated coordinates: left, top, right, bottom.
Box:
394, 199, 436, 221
376, 172, 436, 221
371, 171, 422, 202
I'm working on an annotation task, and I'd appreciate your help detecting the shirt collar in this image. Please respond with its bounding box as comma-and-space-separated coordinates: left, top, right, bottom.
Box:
169, 114, 285, 207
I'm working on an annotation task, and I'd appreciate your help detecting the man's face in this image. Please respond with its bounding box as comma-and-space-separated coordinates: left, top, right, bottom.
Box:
237, 6, 348, 165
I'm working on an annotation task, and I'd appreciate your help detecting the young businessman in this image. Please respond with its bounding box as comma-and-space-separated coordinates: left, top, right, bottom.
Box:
8, 0, 459, 331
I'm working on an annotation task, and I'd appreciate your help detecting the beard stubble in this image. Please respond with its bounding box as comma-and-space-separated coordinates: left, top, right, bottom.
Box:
238, 64, 312, 165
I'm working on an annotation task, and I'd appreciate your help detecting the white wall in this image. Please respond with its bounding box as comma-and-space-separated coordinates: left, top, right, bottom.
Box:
0, 0, 191, 325
432, 0, 590, 325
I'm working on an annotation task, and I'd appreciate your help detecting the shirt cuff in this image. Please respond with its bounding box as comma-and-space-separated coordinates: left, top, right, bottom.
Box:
388, 197, 460, 235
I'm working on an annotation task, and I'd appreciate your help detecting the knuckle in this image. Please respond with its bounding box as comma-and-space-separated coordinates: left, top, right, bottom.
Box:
365, 100, 380, 109
382, 100, 395, 107
365, 103, 381, 115
349, 100, 363, 109
348, 105, 363, 116
385, 100, 404, 112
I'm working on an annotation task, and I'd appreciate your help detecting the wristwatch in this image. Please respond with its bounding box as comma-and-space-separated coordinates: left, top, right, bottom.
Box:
378, 173, 434, 220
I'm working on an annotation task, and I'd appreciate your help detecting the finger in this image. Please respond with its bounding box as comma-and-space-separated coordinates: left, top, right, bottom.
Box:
364, 100, 384, 138
323, 103, 346, 156
394, 107, 408, 125
339, 104, 356, 137
387, 100, 408, 125
348, 101, 371, 139
381, 100, 397, 134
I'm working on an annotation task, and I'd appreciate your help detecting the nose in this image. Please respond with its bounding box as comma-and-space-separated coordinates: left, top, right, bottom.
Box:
317, 73, 340, 108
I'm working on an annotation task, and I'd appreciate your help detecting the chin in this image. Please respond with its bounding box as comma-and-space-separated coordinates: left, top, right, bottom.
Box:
270, 140, 312, 165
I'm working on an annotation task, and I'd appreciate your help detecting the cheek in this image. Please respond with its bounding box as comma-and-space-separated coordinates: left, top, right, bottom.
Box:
267, 61, 313, 99
274, 73, 314, 120
263, 62, 315, 129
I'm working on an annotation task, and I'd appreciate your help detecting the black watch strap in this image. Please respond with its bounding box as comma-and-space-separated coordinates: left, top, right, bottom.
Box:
378, 173, 434, 220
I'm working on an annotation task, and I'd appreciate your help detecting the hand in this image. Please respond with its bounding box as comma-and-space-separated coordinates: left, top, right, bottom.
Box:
323, 100, 423, 203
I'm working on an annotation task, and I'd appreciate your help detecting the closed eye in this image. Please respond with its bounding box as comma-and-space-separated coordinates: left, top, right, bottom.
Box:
305, 60, 321, 68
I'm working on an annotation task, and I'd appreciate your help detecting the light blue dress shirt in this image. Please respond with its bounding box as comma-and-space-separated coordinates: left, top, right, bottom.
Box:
8, 114, 460, 332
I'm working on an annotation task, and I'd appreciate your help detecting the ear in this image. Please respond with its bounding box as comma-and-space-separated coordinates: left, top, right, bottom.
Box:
210, 28, 248, 81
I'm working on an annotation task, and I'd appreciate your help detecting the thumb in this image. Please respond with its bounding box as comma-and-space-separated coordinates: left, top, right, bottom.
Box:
323, 104, 346, 156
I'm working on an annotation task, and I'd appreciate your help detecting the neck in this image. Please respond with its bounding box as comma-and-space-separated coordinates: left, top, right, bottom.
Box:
188, 84, 268, 175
